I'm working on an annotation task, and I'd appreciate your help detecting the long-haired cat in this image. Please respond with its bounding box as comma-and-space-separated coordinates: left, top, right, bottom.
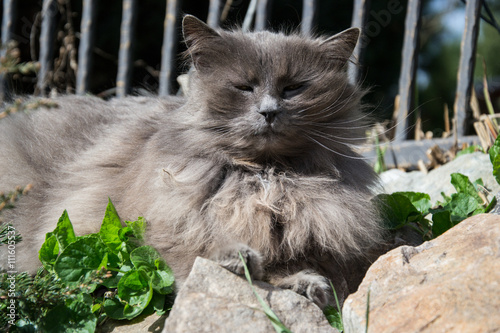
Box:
0, 15, 383, 308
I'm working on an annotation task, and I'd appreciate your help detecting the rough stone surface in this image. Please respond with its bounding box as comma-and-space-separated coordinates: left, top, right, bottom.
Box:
380, 152, 500, 203
343, 214, 500, 333
162, 257, 337, 333
97, 313, 165, 332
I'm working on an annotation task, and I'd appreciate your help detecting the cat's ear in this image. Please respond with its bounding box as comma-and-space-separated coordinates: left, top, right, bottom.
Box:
320, 27, 360, 65
182, 15, 223, 71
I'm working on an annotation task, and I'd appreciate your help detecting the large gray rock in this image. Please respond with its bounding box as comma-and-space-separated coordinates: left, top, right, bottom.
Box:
380, 152, 500, 203
162, 257, 337, 333
342, 214, 500, 333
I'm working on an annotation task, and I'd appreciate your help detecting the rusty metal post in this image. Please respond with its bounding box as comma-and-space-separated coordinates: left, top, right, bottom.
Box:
454, 0, 482, 137
394, 0, 422, 142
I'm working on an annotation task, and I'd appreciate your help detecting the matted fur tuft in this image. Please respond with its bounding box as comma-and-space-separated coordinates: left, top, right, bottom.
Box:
0, 16, 384, 308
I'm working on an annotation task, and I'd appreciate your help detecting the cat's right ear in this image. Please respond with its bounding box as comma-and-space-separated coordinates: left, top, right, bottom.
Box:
182, 15, 222, 71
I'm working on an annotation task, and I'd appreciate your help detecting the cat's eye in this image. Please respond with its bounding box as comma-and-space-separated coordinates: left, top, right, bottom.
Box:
282, 83, 305, 98
284, 84, 303, 91
234, 85, 254, 92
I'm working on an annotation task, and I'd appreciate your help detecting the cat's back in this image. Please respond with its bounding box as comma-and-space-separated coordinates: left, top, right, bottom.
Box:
0, 95, 184, 192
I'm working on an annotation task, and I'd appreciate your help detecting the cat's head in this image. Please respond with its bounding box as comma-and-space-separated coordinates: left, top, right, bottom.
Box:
182, 15, 366, 164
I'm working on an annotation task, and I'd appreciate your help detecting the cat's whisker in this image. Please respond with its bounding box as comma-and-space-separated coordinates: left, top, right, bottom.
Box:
303, 133, 369, 160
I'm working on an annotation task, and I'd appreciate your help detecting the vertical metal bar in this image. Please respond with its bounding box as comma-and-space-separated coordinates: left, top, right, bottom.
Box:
454, 0, 482, 137
394, 0, 422, 142
159, 0, 180, 97
255, 0, 272, 31
1, 0, 17, 101
348, 0, 371, 83
116, 0, 137, 97
76, 0, 97, 95
207, 0, 222, 28
37, 0, 58, 96
301, 0, 318, 36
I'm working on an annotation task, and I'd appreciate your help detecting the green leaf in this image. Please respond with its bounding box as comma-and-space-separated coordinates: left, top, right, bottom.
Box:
99, 199, 124, 252
324, 305, 343, 331
53, 210, 77, 252
103, 298, 126, 320
450, 173, 482, 203
447, 193, 480, 220
374, 193, 420, 230
41, 294, 96, 333
239, 252, 292, 333
432, 211, 453, 237
396, 192, 432, 215
39, 234, 60, 271
489, 136, 500, 185
117, 269, 153, 319
125, 217, 147, 241
130, 246, 174, 294
54, 235, 107, 284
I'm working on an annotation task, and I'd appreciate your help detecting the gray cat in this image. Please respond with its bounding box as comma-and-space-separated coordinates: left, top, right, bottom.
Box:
0, 15, 383, 308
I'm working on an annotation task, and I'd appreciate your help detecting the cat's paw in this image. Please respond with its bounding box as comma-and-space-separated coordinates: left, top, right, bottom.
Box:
210, 243, 264, 280
274, 270, 332, 309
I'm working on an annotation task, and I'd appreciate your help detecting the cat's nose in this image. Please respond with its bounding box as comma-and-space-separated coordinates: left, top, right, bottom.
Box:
258, 95, 280, 123
258, 109, 279, 123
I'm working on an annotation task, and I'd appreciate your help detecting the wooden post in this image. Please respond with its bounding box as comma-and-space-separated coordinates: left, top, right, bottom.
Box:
348, 0, 371, 83
159, 0, 180, 96
116, 0, 137, 97
394, 0, 422, 142
76, 0, 97, 95
301, 0, 318, 36
255, 0, 272, 31
37, 0, 58, 96
454, 0, 482, 137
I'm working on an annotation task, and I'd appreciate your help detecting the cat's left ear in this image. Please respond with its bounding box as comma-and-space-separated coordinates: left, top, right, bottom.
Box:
182, 15, 223, 71
320, 27, 360, 65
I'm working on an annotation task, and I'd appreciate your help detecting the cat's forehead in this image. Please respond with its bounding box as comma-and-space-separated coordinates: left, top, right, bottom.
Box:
219, 31, 321, 79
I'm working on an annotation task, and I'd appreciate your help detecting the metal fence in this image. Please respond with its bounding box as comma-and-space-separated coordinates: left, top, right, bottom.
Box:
0, 0, 494, 161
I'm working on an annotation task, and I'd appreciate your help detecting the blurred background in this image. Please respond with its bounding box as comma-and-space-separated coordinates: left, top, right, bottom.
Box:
1, 0, 499, 136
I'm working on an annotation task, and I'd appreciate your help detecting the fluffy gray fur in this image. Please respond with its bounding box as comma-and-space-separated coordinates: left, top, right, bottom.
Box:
0, 15, 383, 308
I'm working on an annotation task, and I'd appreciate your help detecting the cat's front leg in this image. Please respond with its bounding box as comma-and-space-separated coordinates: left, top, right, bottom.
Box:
210, 243, 264, 280
271, 270, 333, 309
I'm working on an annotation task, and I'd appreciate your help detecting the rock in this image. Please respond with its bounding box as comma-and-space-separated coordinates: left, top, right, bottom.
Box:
380, 152, 500, 203
162, 257, 337, 333
97, 313, 165, 333
342, 214, 500, 333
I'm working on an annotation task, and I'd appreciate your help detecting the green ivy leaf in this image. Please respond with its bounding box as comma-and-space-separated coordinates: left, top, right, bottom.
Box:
103, 298, 126, 320
130, 246, 175, 294
125, 217, 147, 241
99, 199, 124, 253
431, 210, 453, 237
489, 136, 500, 185
54, 235, 107, 284
118, 269, 153, 319
395, 192, 432, 215
53, 210, 77, 252
41, 294, 96, 333
374, 193, 420, 230
447, 193, 480, 220
39, 234, 60, 271
450, 173, 482, 203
